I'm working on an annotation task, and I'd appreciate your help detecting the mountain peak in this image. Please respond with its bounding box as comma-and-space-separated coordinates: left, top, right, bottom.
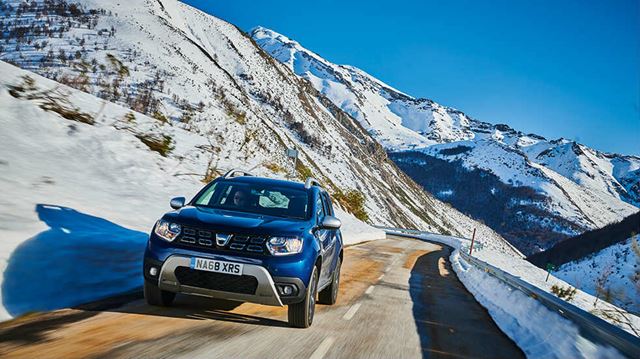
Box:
251, 25, 640, 253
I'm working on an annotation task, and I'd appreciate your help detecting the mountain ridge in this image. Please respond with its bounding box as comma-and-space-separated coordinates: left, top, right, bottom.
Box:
250, 26, 639, 254
0, 0, 519, 256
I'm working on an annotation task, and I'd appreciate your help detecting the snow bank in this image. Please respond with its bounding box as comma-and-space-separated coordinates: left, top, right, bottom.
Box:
0, 61, 383, 320
334, 207, 385, 246
394, 232, 640, 354
451, 252, 624, 359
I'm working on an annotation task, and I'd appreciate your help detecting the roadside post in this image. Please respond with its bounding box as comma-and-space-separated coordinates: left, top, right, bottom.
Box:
469, 228, 476, 256
286, 147, 298, 180
545, 263, 555, 282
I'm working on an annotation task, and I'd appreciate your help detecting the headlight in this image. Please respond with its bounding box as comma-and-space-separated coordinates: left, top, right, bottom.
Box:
154, 219, 181, 242
267, 236, 303, 256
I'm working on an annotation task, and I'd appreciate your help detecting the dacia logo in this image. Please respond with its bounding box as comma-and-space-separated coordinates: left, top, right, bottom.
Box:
216, 233, 233, 247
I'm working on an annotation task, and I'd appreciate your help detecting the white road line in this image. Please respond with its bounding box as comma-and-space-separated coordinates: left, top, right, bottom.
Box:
365, 285, 375, 295
378, 274, 385, 280
342, 302, 362, 320
309, 337, 335, 359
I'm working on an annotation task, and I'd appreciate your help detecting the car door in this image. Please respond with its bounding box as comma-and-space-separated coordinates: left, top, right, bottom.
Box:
319, 192, 337, 285
322, 192, 340, 262
314, 194, 331, 286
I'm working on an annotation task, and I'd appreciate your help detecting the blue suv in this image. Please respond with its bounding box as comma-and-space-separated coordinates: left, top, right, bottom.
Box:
143, 169, 343, 328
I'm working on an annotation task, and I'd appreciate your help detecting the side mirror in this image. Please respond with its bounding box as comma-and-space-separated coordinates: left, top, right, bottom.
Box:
170, 197, 186, 210
320, 216, 341, 230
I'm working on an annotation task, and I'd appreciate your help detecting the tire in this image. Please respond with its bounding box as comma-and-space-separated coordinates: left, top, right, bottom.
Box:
288, 266, 318, 328
318, 258, 341, 305
144, 278, 175, 307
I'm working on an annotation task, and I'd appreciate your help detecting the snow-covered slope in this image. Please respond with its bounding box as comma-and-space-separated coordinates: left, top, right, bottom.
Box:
251, 27, 640, 254
0, 0, 512, 240
0, 0, 521, 317
0, 61, 388, 318
554, 235, 640, 314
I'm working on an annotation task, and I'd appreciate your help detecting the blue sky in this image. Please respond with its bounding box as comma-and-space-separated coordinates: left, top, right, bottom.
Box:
184, 0, 640, 155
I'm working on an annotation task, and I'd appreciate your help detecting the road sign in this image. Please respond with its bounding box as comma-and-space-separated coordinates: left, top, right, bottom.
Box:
286, 148, 298, 158
546, 263, 555, 271
286, 148, 298, 179
545, 263, 555, 282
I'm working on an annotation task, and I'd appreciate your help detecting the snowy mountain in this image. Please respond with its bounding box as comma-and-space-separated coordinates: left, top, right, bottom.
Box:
554, 235, 639, 314
0, 0, 521, 303
251, 27, 640, 255
0, 61, 389, 318
527, 212, 640, 313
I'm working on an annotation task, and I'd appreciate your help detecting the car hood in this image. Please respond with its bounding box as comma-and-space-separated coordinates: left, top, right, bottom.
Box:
163, 206, 309, 236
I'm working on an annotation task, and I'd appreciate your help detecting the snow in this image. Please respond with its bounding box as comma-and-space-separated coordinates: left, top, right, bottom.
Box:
554, 235, 640, 313
252, 26, 640, 247
0, 58, 421, 320
451, 252, 625, 358
393, 231, 640, 339
0, 0, 539, 322
0, 0, 507, 241
334, 208, 385, 245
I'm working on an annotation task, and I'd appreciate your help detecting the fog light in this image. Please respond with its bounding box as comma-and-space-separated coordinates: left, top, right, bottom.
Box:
149, 266, 158, 276
276, 284, 297, 296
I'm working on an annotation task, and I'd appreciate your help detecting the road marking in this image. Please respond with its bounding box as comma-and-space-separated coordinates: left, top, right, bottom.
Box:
378, 274, 385, 280
385, 257, 400, 273
438, 257, 450, 277
365, 285, 375, 295
342, 302, 362, 320
309, 337, 335, 359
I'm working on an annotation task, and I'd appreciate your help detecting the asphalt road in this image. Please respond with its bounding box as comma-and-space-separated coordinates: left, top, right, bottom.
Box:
0, 236, 524, 358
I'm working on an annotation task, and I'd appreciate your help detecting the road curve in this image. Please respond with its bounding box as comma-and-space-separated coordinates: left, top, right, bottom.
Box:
0, 236, 524, 358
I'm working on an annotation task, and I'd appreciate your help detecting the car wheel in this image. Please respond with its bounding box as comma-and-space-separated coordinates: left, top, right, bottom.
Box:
288, 266, 318, 328
144, 278, 175, 306
318, 258, 341, 305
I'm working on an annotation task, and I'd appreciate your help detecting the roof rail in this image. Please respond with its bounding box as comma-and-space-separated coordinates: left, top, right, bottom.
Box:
223, 168, 254, 179
304, 177, 321, 189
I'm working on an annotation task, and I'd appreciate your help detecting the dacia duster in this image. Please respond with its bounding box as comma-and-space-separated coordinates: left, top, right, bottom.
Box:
143, 169, 343, 328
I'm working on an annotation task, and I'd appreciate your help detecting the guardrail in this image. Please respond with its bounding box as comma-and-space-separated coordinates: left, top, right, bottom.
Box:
383, 228, 640, 359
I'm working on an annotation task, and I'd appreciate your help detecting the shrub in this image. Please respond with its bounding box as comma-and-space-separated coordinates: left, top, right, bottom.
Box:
179, 110, 194, 124
106, 53, 129, 77
632, 237, 640, 296
290, 121, 320, 147
223, 99, 246, 125
123, 112, 136, 123
8, 75, 94, 125
202, 165, 220, 183
264, 162, 287, 174
296, 161, 313, 180
39, 100, 94, 124
152, 111, 168, 124
551, 284, 577, 302
333, 189, 369, 222
136, 133, 174, 157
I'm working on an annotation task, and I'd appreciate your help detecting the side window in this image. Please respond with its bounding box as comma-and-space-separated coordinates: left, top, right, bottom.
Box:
322, 192, 334, 216
315, 196, 325, 223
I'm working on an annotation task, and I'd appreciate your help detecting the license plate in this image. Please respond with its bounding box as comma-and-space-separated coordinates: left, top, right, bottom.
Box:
190, 258, 243, 276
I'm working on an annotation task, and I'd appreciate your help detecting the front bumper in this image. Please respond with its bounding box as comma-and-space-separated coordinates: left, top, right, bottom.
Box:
160, 255, 283, 306
145, 255, 306, 306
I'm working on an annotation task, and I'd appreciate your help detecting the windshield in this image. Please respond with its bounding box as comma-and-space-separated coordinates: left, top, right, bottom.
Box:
193, 181, 309, 219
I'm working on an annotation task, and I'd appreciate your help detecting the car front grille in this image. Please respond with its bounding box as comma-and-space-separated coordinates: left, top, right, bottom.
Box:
178, 227, 268, 255
174, 266, 258, 295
